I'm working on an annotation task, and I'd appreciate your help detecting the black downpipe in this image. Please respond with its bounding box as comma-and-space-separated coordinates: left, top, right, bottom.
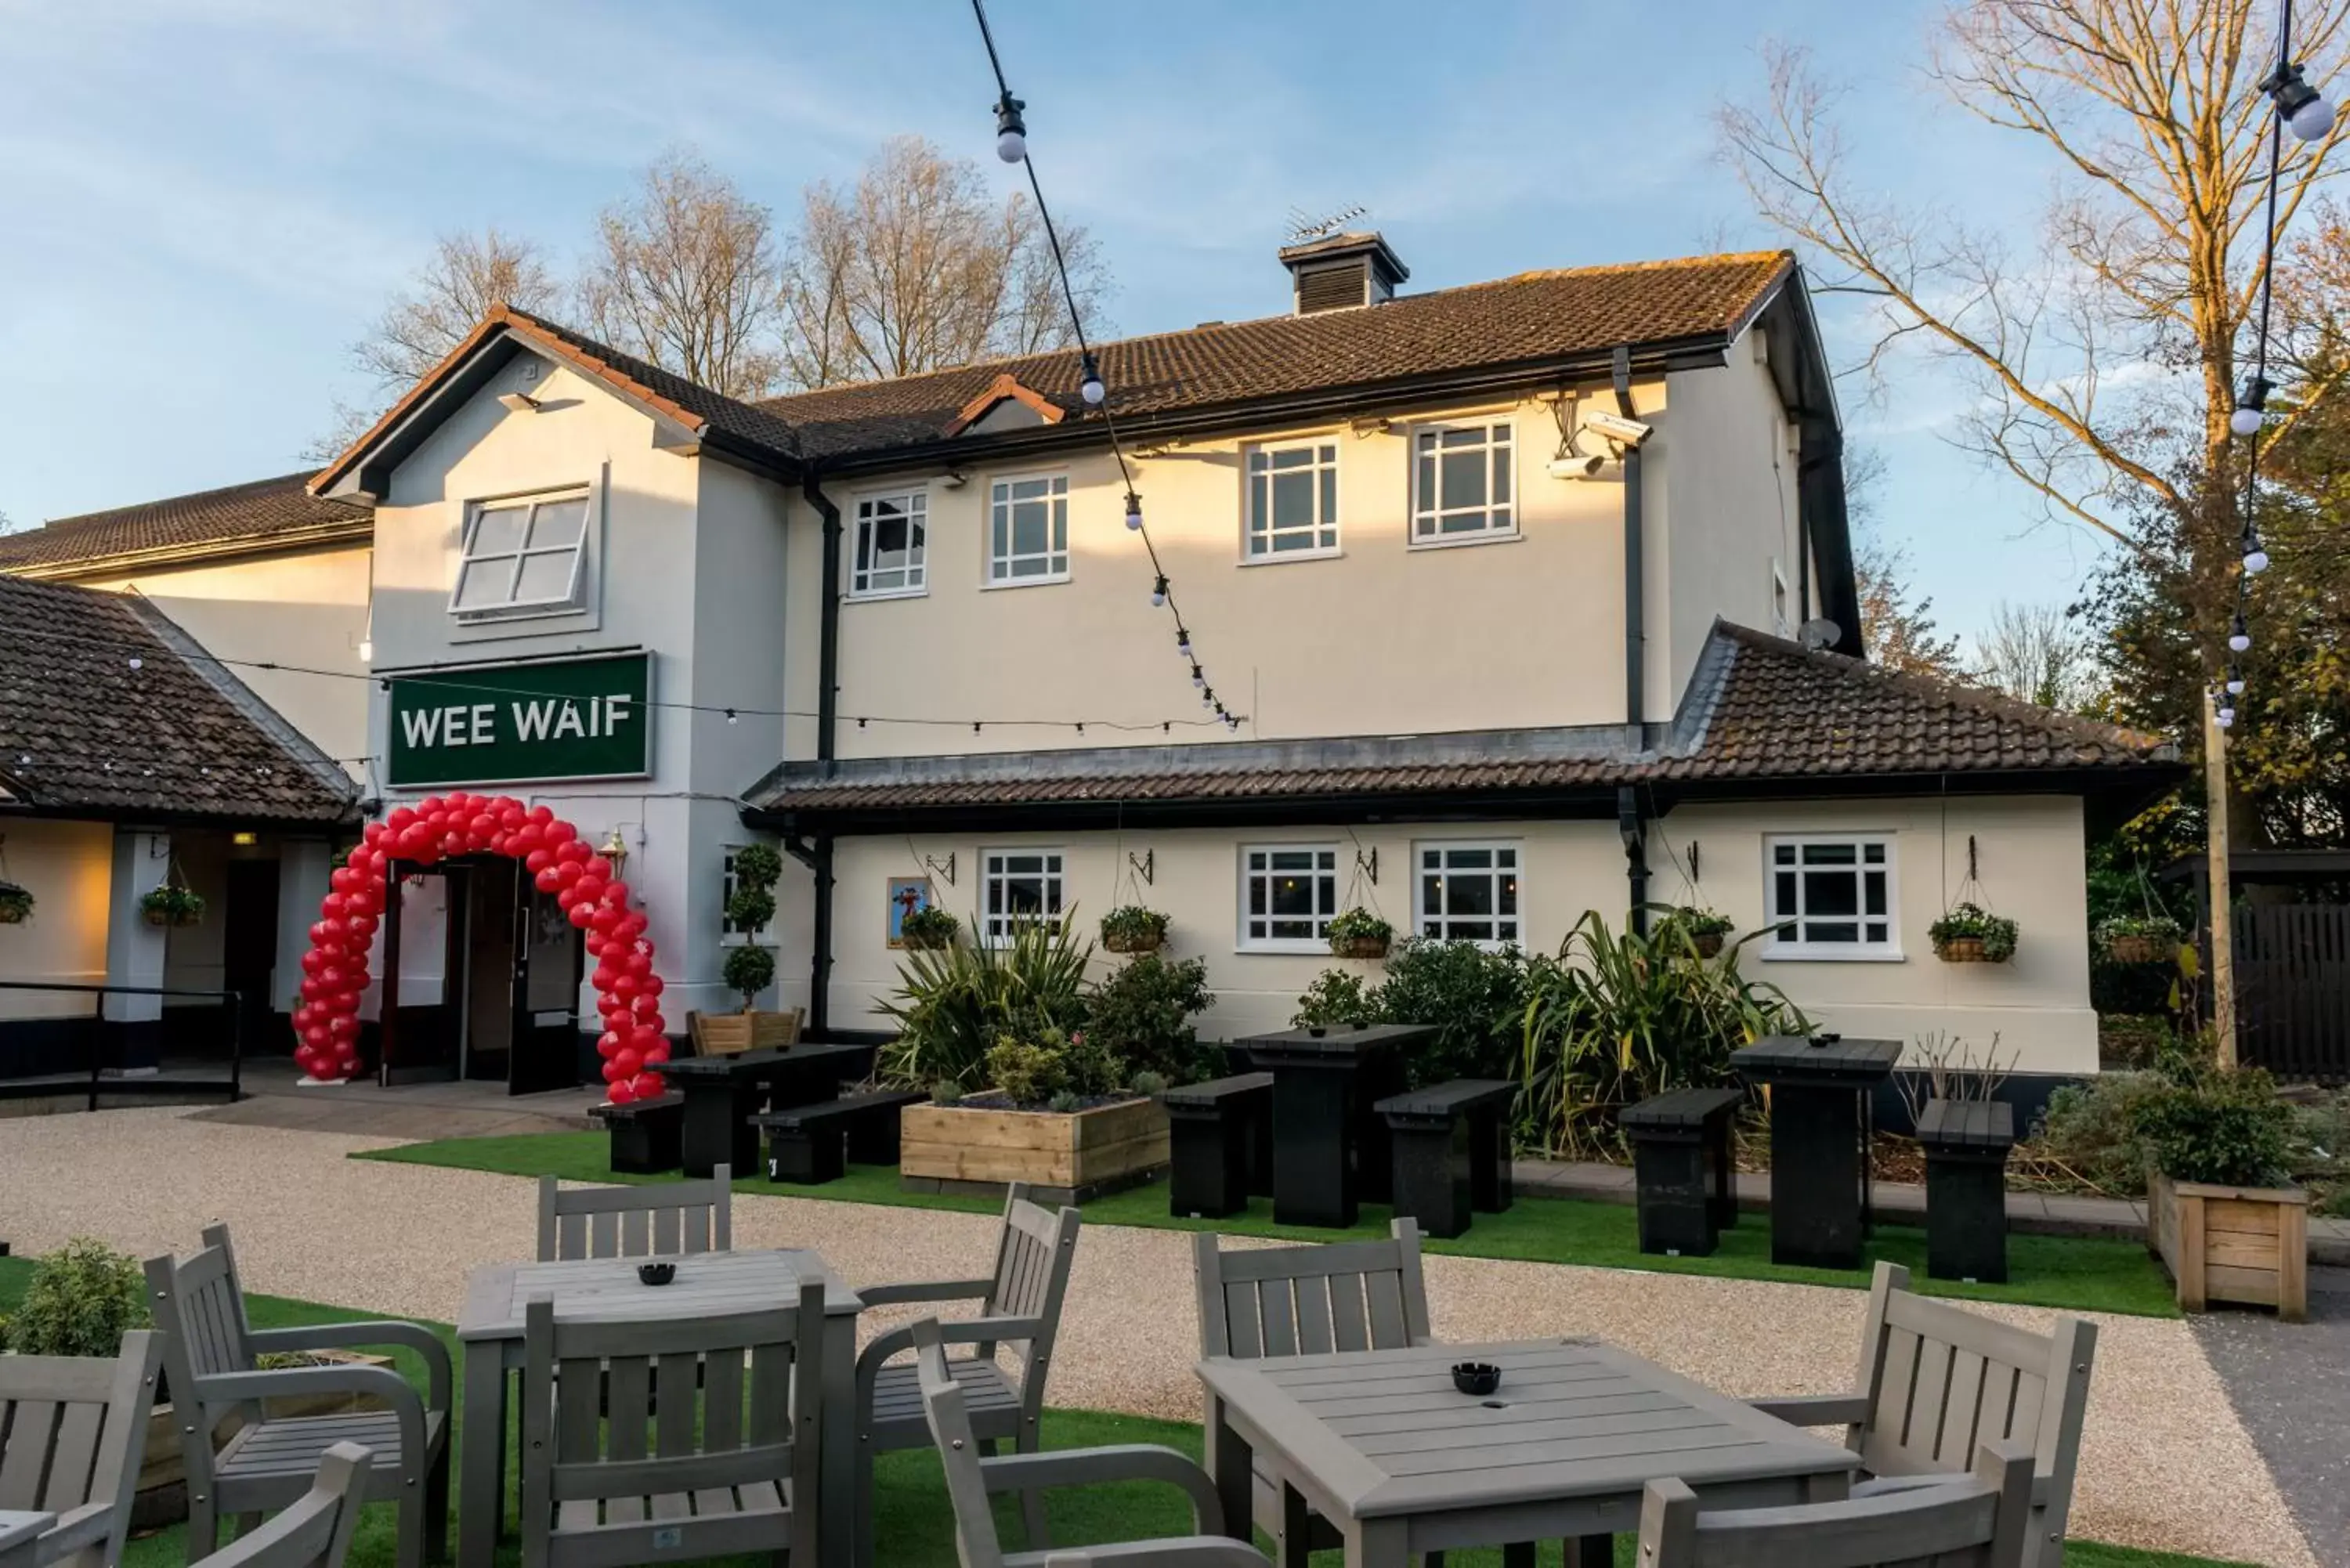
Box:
779, 832, 835, 1039
797, 473, 843, 1036
1618, 787, 1650, 936
1613, 346, 1644, 733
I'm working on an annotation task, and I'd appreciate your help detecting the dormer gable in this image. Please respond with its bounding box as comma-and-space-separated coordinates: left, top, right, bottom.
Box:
942, 374, 1067, 437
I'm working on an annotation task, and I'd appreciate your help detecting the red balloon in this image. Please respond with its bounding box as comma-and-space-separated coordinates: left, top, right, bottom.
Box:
609, 972, 641, 1000
334, 1056, 361, 1079
584, 855, 614, 883
589, 904, 623, 934
613, 912, 648, 941
499, 804, 527, 830
329, 867, 356, 894
623, 950, 653, 979
534, 866, 564, 894
606, 1078, 638, 1104
602, 879, 631, 909
642, 1042, 671, 1065
634, 1010, 665, 1037
529, 804, 554, 825
303, 1022, 333, 1046
629, 1072, 664, 1100
627, 1023, 663, 1052
567, 902, 596, 930
348, 915, 379, 941
320, 892, 349, 919
640, 974, 665, 998
327, 1014, 359, 1041
546, 819, 577, 847
613, 1047, 643, 1078
596, 1030, 624, 1057
301, 948, 329, 976
387, 807, 419, 831
468, 812, 497, 840
317, 916, 350, 943
524, 847, 555, 874
397, 826, 433, 858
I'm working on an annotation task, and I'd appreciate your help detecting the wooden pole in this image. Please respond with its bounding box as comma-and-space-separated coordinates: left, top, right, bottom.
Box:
2204, 689, 2236, 1070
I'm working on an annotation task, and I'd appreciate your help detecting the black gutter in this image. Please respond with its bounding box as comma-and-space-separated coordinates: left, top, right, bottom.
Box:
1612, 346, 1645, 735
802, 475, 843, 764
778, 833, 835, 1039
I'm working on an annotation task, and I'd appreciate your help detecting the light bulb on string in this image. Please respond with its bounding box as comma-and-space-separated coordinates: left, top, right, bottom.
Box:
993, 93, 1027, 162
2242, 532, 2270, 574
725, 708, 739, 724
1201, 686, 1215, 709
2229, 612, 2252, 652
1079, 352, 1105, 406
1150, 575, 1169, 608
2218, 703, 2238, 728
1124, 493, 1144, 531
1175, 628, 1191, 654
2231, 375, 2273, 439
1190, 663, 1205, 689
2263, 61, 2336, 143
2227, 666, 2247, 696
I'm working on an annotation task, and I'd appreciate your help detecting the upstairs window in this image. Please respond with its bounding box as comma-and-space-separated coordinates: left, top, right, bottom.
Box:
1766, 835, 1897, 956
1412, 423, 1513, 543
989, 474, 1070, 583
850, 490, 927, 599
1246, 442, 1340, 558
451, 491, 590, 619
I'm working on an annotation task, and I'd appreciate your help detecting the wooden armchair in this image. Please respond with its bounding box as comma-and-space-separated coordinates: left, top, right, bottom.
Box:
912, 1317, 1267, 1568
1747, 1263, 2096, 1568
1640, 1438, 2037, 1568
143, 1224, 451, 1568
534, 1165, 732, 1260
0, 1329, 161, 1568
195, 1444, 373, 1568
851, 1183, 1083, 1568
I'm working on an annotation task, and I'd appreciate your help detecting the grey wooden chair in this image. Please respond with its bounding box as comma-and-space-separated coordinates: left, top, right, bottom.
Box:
197, 1443, 373, 1568
851, 1183, 1083, 1568
1747, 1263, 2096, 1568
0, 1329, 162, 1568
143, 1224, 452, 1568
518, 1283, 825, 1568
1193, 1220, 1434, 1558
912, 1317, 1267, 1568
534, 1165, 732, 1261
1640, 1437, 2037, 1568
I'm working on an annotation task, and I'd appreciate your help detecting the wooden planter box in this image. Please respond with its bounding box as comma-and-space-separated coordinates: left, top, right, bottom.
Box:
900, 1095, 1170, 1203
2147, 1170, 2308, 1320
689, 1008, 801, 1057
135, 1350, 394, 1527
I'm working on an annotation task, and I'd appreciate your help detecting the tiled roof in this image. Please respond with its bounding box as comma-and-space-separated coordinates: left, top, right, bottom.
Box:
495, 307, 809, 461
0, 472, 368, 575
747, 620, 2175, 816
0, 575, 360, 824
752, 251, 1797, 461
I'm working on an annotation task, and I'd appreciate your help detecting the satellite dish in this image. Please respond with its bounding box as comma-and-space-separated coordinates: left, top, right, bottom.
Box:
1799, 618, 1842, 652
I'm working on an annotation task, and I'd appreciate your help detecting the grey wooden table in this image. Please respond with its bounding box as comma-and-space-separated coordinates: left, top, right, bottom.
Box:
1198, 1338, 1862, 1567
455, 1248, 863, 1568
0, 1511, 52, 1568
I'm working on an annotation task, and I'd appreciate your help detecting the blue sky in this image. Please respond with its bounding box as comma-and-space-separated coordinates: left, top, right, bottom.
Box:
0, 0, 2107, 641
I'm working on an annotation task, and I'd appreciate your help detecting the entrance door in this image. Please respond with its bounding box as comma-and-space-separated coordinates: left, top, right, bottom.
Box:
510, 885, 584, 1094
222, 858, 280, 1059
464, 860, 519, 1082
379, 864, 464, 1085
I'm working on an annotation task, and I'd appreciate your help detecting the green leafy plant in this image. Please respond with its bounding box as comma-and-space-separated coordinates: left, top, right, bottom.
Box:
1372, 939, 1531, 1087
720, 943, 776, 1009
876, 914, 1092, 1089
725, 844, 783, 932
1326, 908, 1393, 956
2095, 912, 2184, 943
1929, 901, 2019, 962
1058, 1028, 1130, 1098
1083, 954, 1218, 1083
2135, 1062, 2295, 1187
1657, 907, 1734, 938
1100, 905, 1170, 953
985, 1036, 1071, 1107
0, 880, 33, 924
1519, 910, 1806, 1158
138, 883, 205, 927
899, 906, 960, 951
1130, 1070, 1169, 1098
5, 1237, 148, 1357
1292, 970, 1379, 1029
929, 1080, 963, 1107
1047, 1089, 1083, 1115
2034, 1070, 2168, 1195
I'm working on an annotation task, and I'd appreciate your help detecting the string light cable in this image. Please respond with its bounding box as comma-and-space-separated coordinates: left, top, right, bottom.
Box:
969, 0, 1246, 733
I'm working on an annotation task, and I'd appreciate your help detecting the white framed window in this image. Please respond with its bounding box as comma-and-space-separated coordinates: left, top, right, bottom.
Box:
720, 846, 773, 943
1765, 835, 1900, 958
1415, 841, 1520, 946
1411, 422, 1514, 544
1239, 845, 1340, 950
981, 849, 1065, 943
849, 490, 927, 599
988, 473, 1070, 584
1246, 441, 1340, 558
450, 490, 591, 620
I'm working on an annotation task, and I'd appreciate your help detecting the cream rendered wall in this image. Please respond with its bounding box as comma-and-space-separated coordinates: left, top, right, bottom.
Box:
1657, 328, 1805, 710
812, 388, 1677, 761
1652, 795, 2096, 1075
75, 547, 374, 773
0, 818, 114, 1021
826, 819, 1627, 1042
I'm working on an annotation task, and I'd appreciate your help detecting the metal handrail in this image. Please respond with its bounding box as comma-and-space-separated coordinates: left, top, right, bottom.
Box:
0, 980, 248, 1108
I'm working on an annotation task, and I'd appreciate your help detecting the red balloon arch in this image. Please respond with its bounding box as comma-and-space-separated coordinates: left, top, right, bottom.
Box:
294, 791, 667, 1102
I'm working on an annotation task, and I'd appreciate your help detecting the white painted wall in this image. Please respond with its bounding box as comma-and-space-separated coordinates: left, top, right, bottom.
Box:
0, 818, 114, 1021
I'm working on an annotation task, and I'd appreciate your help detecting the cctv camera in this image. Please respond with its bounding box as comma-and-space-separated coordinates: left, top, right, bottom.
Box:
1583, 410, 1654, 447
1546, 452, 1606, 479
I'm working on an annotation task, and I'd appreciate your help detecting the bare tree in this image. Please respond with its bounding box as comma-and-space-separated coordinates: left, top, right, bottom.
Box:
777, 136, 1109, 389
577, 151, 789, 399
0, 507, 20, 537
1975, 600, 2095, 708
1856, 531, 1971, 677
354, 228, 560, 392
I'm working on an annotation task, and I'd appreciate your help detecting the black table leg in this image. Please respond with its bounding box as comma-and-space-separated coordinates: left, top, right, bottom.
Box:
678, 1079, 739, 1179
1386, 1114, 1470, 1238
1562, 1534, 1613, 1568
1272, 1064, 1359, 1227
1768, 1085, 1865, 1267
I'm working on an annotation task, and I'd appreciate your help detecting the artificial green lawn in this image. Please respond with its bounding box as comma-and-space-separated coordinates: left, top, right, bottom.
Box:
358, 1131, 2180, 1318
0, 1257, 2244, 1568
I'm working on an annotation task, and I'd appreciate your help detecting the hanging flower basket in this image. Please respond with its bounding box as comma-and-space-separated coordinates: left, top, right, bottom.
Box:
1328, 909, 1394, 961
2096, 915, 2183, 966
1654, 906, 1734, 959
1100, 906, 1169, 955
1929, 902, 2016, 964
0, 881, 33, 925
899, 907, 960, 952
139, 885, 206, 930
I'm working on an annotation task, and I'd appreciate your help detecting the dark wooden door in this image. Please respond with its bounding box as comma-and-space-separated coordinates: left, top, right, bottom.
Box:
2236, 903, 2350, 1085
464, 859, 519, 1081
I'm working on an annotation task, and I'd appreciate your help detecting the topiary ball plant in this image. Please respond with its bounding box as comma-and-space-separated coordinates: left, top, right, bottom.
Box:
5, 1237, 148, 1357
721, 942, 776, 1010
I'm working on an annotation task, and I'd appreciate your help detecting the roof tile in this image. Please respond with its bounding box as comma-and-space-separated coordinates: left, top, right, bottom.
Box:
0, 473, 367, 574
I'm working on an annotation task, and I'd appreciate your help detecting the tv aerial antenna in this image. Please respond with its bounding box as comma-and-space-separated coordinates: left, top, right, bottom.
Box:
1285, 204, 1368, 243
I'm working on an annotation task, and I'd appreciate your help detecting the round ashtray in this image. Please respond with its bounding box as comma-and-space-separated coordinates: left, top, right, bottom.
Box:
1452, 1361, 1501, 1396
637, 1262, 677, 1287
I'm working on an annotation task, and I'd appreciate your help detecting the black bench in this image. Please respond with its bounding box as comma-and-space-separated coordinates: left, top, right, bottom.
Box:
588, 1093, 683, 1175
663, 1040, 881, 1178
755, 1088, 930, 1184
1374, 1078, 1517, 1239
1162, 1072, 1274, 1218
1914, 1099, 2016, 1284
1620, 1086, 1744, 1257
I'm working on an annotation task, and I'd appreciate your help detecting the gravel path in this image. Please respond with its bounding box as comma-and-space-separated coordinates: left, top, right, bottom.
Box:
0, 1107, 2313, 1568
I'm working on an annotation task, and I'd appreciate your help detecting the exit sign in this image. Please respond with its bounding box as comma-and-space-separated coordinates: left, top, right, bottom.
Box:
386, 652, 653, 788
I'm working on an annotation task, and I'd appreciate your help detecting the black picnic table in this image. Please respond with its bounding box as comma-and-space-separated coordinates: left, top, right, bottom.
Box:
1235, 1024, 1432, 1228
661, 1040, 879, 1178
1730, 1034, 1902, 1268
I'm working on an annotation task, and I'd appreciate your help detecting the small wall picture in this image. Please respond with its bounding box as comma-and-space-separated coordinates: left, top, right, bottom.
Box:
886, 877, 936, 948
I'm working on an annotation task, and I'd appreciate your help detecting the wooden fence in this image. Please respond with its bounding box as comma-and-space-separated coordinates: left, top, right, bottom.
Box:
2235, 903, 2350, 1085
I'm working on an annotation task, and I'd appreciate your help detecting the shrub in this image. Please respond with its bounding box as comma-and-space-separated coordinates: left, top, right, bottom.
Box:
2034, 1071, 2167, 1194
1929, 901, 2019, 961
1520, 910, 1806, 1158
725, 844, 783, 933
985, 1037, 1071, 1107
2135, 1063, 2294, 1187
877, 916, 1092, 1089
1292, 970, 1379, 1029
1047, 1089, 1083, 1114
1058, 1028, 1129, 1098
5, 1237, 147, 1357
1100, 905, 1170, 952
1373, 939, 1531, 1087
899, 906, 960, 950
720, 943, 775, 1008
2096, 1013, 2174, 1070
1130, 1070, 1169, 1098
1084, 954, 1217, 1083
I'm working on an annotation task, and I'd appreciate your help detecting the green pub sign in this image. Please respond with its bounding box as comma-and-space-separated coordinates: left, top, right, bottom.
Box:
387, 652, 653, 787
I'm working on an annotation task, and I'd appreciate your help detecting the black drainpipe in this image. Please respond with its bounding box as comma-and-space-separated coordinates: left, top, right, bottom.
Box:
795, 471, 844, 1036
1613, 345, 1644, 736
1618, 787, 1650, 937
779, 830, 834, 1039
